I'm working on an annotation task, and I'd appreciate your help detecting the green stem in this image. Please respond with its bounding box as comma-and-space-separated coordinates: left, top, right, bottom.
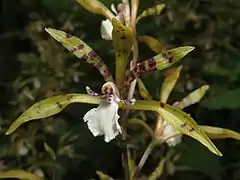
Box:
133, 139, 158, 179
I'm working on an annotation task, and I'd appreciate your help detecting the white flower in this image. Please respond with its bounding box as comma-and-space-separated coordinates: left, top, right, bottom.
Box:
84, 95, 121, 142
101, 19, 114, 40
161, 121, 182, 147
155, 116, 182, 147
84, 83, 135, 142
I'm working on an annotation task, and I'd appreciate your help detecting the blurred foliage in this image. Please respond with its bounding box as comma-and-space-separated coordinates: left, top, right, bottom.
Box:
0, 0, 240, 180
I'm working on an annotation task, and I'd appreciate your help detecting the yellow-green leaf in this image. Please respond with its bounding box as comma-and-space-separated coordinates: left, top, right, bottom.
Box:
200, 125, 240, 140
44, 142, 56, 160
138, 35, 165, 53
122, 46, 194, 92
96, 171, 114, 180
137, 78, 153, 100
122, 100, 222, 156
76, 0, 114, 20
6, 94, 100, 135
0, 170, 43, 180
112, 18, 134, 89
128, 156, 136, 180
45, 28, 113, 82
149, 158, 166, 180
176, 85, 209, 109
136, 4, 166, 23
160, 66, 182, 103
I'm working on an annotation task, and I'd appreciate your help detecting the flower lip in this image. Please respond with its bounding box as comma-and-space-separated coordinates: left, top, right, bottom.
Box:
84, 83, 135, 142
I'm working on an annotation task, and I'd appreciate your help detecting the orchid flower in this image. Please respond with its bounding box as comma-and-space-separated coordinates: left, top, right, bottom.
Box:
84, 82, 135, 142
7, 0, 236, 161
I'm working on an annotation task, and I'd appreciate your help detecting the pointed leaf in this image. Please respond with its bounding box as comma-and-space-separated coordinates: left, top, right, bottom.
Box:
76, 0, 114, 20
149, 158, 166, 180
138, 35, 165, 53
6, 94, 100, 135
44, 142, 56, 160
96, 171, 114, 180
136, 4, 166, 23
176, 85, 209, 109
160, 66, 182, 103
0, 170, 43, 180
200, 125, 240, 140
112, 18, 134, 89
45, 28, 113, 82
122, 100, 222, 156
122, 46, 194, 93
137, 78, 153, 100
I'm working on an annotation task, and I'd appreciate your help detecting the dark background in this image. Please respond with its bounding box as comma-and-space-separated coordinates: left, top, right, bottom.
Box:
0, 0, 240, 179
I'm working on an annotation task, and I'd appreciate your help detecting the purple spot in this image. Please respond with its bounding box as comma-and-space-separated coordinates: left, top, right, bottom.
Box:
71, 47, 77, 53
78, 44, 84, 50
82, 54, 88, 61
148, 59, 157, 72
66, 33, 72, 38
88, 51, 98, 59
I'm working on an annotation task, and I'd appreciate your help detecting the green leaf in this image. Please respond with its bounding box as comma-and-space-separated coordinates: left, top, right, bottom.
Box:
122, 100, 222, 156
76, 0, 114, 20
6, 94, 100, 135
45, 28, 114, 82
200, 125, 240, 140
160, 66, 182, 103
202, 88, 240, 109
123, 46, 194, 92
136, 4, 166, 23
112, 18, 134, 89
0, 170, 43, 180
176, 85, 209, 109
44, 142, 56, 160
96, 171, 114, 180
149, 158, 166, 180
138, 35, 165, 53
137, 78, 153, 100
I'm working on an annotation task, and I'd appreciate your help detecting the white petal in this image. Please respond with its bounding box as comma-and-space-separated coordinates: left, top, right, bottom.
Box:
162, 121, 182, 147
100, 19, 113, 40
83, 100, 121, 142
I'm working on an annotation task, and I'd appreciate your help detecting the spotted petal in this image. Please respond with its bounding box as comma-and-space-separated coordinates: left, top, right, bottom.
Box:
45, 28, 113, 82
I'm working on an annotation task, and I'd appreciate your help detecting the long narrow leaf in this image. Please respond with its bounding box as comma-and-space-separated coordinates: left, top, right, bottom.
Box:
96, 171, 114, 180
76, 0, 115, 20
137, 78, 153, 100
136, 4, 166, 23
0, 170, 43, 180
6, 94, 100, 135
176, 85, 209, 109
45, 28, 114, 82
123, 100, 222, 156
160, 66, 182, 103
200, 125, 240, 140
138, 35, 165, 53
112, 18, 134, 89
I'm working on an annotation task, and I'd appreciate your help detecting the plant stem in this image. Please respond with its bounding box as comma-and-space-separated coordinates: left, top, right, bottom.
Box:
133, 139, 157, 179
